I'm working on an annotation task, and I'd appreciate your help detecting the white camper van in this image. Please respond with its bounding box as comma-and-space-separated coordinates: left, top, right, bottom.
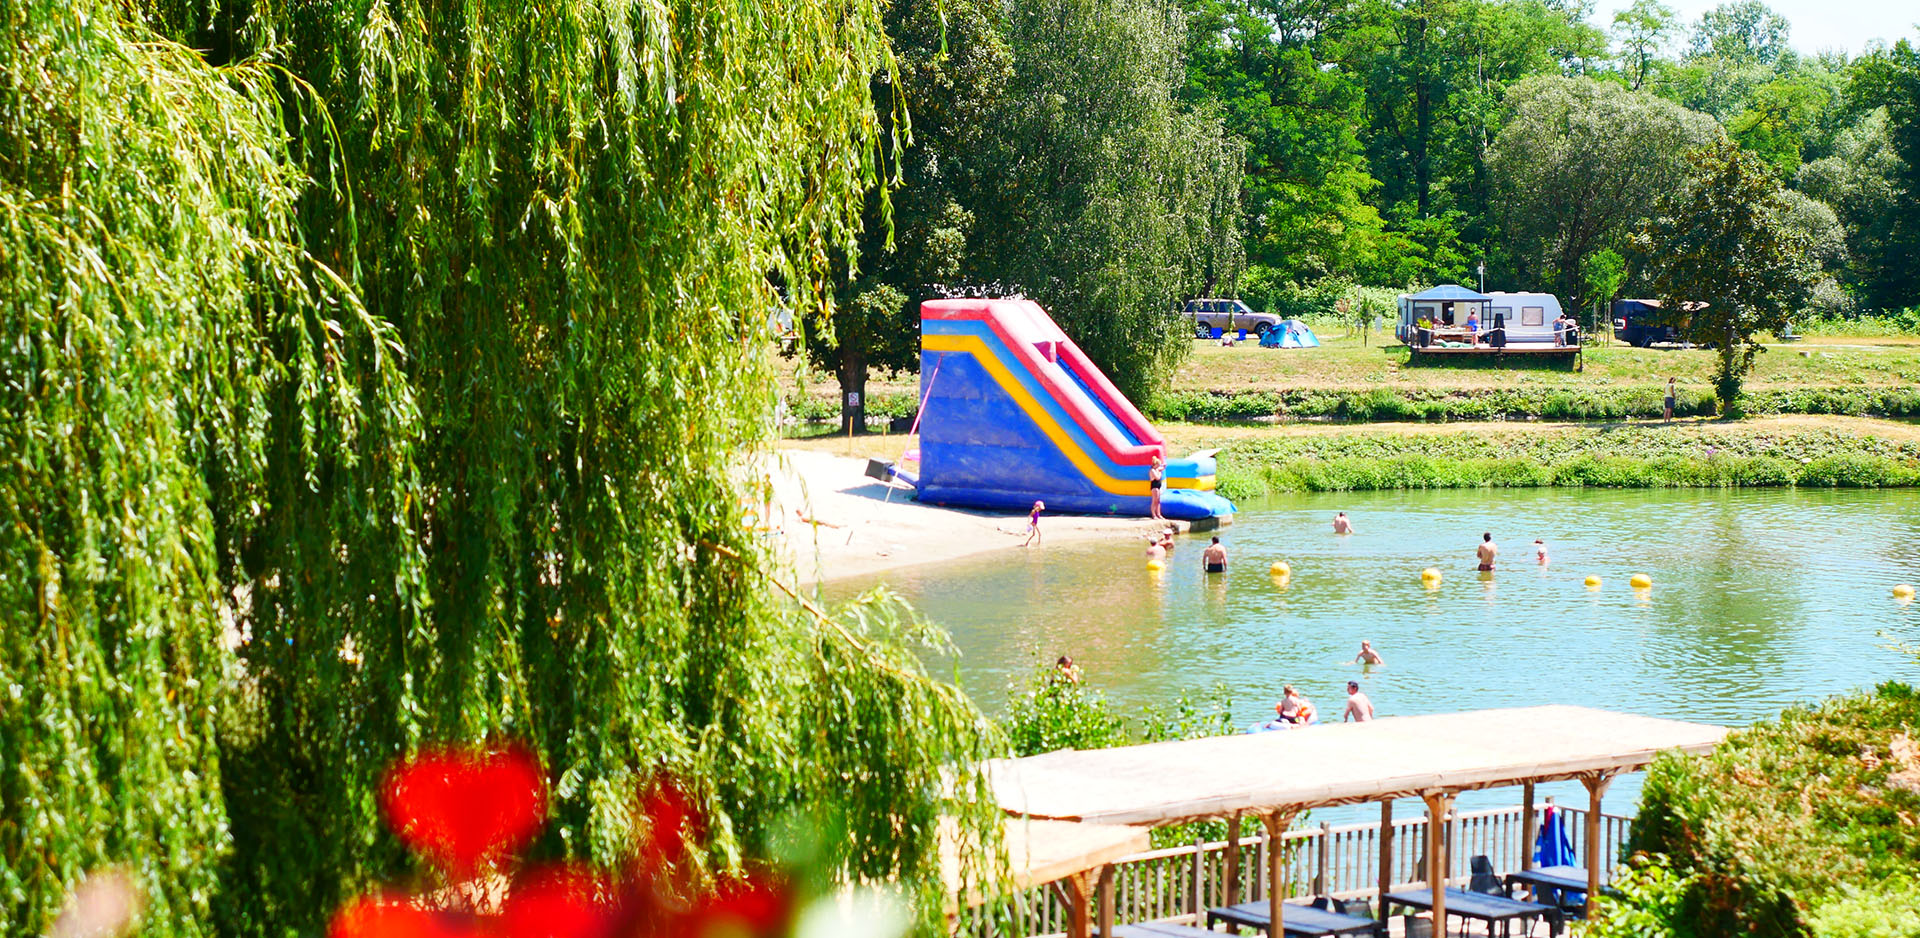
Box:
1482, 292, 1567, 344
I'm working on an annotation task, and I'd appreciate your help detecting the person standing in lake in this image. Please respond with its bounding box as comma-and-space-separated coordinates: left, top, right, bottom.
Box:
1023, 500, 1044, 548
1148, 455, 1166, 521
1534, 539, 1549, 565
1343, 681, 1375, 722
1203, 536, 1227, 574
1332, 511, 1355, 534
1476, 532, 1498, 571
1354, 640, 1384, 666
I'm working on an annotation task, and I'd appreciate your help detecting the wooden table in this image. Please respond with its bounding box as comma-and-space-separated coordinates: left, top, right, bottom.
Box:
1504, 866, 1622, 911
1206, 900, 1383, 937
1383, 888, 1561, 937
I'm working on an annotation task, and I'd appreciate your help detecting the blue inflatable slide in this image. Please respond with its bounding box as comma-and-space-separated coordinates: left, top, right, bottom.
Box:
915, 298, 1235, 521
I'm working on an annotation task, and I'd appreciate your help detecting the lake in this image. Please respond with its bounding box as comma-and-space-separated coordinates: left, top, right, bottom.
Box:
826, 487, 1920, 823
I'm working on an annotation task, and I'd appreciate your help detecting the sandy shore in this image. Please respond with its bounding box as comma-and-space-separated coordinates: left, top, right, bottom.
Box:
767, 449, 1181, 587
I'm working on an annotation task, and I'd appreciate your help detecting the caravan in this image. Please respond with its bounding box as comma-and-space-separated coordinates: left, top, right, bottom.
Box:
1482, 292, 1568, 344
1396, 286, 1572, 348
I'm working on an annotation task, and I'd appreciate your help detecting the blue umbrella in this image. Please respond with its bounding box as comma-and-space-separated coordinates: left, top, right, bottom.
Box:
1533, 804, 1577, 867
1533, 805, 1583, 904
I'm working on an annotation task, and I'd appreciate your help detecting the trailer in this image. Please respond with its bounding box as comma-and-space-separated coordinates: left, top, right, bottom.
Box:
1396, 285, 1580, 360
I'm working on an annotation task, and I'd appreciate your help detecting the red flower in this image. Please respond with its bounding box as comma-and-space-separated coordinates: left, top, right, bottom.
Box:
329, 895, 477, 938
501, 866, 616, 938
382, 745, 546, 874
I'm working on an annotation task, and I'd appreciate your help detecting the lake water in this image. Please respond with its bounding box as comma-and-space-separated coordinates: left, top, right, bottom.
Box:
826, 487, 1920, 824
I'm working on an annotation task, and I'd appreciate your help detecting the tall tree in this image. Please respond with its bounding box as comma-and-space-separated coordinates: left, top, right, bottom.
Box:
1688, 0, 1790, 65
1797, 107, 1908, 306
5, 1, 1008, 936
972, 0, 1245, 401
1639, 141, 1817, 413
1846, 38, 1920, 310
1, 0, 415, 931
1613, 0, 1678, 91
802, 0, 1014, 432
1488, 76, 1717, 318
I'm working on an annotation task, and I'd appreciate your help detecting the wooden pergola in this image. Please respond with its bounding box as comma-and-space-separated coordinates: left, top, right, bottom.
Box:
942, 818, 1152, 934
986, 705, 1727, 937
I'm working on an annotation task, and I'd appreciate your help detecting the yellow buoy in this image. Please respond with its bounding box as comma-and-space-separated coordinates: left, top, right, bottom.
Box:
1584, 575, 1602, 589
1420, 567, 1442, 587
1269, 561, 1291, 577
1894, 584, 1914, 599
1146, 560, 1164, 572
1629, 573, 1653, 590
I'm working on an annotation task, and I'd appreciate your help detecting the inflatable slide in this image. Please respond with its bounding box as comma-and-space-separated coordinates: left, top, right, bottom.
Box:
916, 298, 1235, 521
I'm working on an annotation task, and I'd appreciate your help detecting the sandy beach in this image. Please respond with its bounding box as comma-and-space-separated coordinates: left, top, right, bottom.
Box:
767, 449, 1183, 587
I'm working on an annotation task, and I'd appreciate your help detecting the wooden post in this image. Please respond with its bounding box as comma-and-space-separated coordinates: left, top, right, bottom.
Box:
1191, 833, 1204, 922
1225, 812, 1242, 906
1582, 772, 1618, 919
1051, 872, 1092, 938
1096, 865, 1116, 938
1377, 800, 1394, 920
1314, 821, 1332, 896
1521, 782, 1537, 872
1422, 791, 1455, 938
1264, 811, 1296, 937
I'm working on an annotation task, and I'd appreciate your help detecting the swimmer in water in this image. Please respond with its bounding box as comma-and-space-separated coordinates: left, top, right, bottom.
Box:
1203, 536, 1227, 574
1023, 500, 1044, 547
1354, 640, 1385, 666
1333, 511, 1354, 534
1534, 539, 1549, 565
1476, 532, 1498, 571
1145, 535, 1166, 562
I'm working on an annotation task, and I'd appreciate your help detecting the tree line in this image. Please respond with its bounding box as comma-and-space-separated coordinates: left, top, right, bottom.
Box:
809, 0, 1920, 419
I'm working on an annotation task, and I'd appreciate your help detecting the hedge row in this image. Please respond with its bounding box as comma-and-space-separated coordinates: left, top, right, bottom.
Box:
1145, 386, 1920, 423
1212, 428, 1920, 498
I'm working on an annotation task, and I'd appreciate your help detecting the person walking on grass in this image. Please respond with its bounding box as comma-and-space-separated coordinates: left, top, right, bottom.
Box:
1148, 454, 1166, 521
1023, 500, 1045, 547
1664, 377, 1677, 423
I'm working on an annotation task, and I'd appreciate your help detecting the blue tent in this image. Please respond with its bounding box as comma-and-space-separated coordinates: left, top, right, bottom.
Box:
1259, 318, 1320, 348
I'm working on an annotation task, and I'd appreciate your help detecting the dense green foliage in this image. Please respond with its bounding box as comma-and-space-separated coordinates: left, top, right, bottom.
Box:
4, 0, 1008, 934
1211, 428, 1920, 497
1, 0, 413, 931
1148, 385, 1920, 423
1588, 684, 1920, 937
1641, 141, 1817, 412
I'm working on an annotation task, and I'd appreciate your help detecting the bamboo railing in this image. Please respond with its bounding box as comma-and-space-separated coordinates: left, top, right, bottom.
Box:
959, 803, 1633, 938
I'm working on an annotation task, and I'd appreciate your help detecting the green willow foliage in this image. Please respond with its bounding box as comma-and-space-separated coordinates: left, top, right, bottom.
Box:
5, 0, 1004, 934
0, 0, 419, 932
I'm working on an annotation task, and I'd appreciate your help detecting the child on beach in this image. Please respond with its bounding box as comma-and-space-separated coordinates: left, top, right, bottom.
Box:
1023, 500, 1045, 547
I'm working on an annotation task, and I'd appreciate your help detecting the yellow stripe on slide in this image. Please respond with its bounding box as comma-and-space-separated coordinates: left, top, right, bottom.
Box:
923, 333, 1147, 497
1168, 476, 1215, 491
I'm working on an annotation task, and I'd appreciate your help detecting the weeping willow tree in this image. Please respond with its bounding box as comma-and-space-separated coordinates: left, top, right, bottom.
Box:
0, 0, 420, 932
169, 0, 1004, 930
4, 0, 1003, 933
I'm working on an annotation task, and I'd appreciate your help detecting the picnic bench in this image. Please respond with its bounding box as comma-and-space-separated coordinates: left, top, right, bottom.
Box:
1383, 887, 1560, 938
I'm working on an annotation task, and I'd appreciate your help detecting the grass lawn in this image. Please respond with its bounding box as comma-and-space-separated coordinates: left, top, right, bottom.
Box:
778, 332, 1920, 414
1165, 331, 1920, 393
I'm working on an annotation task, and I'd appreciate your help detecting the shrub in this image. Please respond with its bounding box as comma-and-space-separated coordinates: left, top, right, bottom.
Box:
1606, 684, 1920, 938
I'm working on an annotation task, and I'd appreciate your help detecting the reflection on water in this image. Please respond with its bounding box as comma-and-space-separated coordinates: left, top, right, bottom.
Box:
827, 487, 1920, 822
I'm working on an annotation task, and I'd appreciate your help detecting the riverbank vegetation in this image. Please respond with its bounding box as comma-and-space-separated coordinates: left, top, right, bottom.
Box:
1209, 424, 1920, 498
1590, 683, 1920, 938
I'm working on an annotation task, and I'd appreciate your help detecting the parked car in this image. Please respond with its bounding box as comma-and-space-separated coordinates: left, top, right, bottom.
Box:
1182, 298, 1282, 338
1612, 299, 1694, 348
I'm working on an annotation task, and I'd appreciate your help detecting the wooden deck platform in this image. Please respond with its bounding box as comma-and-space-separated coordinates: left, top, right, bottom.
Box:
1408, 343, 1581, 358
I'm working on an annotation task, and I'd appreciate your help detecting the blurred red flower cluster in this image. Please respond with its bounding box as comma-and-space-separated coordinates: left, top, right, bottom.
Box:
329, 746, 792, 938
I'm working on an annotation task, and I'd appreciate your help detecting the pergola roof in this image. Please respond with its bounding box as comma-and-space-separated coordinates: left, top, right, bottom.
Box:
989, 705, 1727, 827
940, 818, 1150, 908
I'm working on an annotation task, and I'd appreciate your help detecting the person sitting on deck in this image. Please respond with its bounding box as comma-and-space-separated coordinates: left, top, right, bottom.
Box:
1415, 315, 1433, 347
1343, 681, 1375, 722
1278, 685, 1317, 724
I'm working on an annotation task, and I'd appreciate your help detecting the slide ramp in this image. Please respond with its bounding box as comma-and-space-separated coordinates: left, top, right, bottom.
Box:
916, 298, 1234, 520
